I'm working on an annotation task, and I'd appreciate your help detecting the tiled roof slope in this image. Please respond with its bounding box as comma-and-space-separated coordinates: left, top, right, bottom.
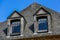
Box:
20, 2, 60, 16
0, 2, 60, 40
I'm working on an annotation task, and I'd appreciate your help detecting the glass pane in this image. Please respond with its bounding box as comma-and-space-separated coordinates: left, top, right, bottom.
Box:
38, 17, 48, 30
12, 22, 20, 33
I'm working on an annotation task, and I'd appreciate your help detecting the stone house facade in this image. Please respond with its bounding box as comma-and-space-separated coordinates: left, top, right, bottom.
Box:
0, 3, 60, 40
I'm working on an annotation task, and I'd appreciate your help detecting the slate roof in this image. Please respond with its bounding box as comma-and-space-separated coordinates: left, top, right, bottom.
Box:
0, 21, 8, 30
18, 2, 60, 27
0, 2, 60, 32
0, 2, 60, 31
19, 2, 60, 16
7, 10, 24, 19
0, 2, 60, 40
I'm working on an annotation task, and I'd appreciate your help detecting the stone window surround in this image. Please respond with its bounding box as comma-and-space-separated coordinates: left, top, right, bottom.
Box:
33, 14, 52, 35
6, 17, 24, 38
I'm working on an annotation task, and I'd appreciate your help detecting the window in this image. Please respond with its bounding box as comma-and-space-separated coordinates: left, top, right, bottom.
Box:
10, 19, 21, 36
7, 18, 24, 37
12, 22, 20, 33
37, 16, 48, 32
34, 15, 51, 34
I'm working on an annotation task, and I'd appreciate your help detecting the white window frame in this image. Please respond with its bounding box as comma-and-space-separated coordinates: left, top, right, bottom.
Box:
7, 17, 24, 37
34, 14, 52, 35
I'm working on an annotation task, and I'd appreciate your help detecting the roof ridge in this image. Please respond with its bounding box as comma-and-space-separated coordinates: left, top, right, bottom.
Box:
19, 3, 41, 13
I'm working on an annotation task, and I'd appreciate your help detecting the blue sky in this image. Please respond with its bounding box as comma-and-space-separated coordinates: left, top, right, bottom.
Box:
0, 0, 60, 22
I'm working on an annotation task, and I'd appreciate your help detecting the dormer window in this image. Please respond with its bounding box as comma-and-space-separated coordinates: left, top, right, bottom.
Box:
7, 17, 24, 37
10, 19, 21, 36
34, 8, 52, 34
6, 11, 24, 37
37, 16, 48, 32
34, 14, 51, 34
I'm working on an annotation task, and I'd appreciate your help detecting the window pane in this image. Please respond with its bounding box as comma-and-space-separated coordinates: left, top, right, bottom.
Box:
37, 16, 48, 30
12, 22, 20, 33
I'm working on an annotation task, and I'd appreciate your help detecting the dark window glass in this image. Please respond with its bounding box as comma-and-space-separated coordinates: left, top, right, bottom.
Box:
12, 22, 21, 33
10, 19, 21, 36
37, 16, 48, 30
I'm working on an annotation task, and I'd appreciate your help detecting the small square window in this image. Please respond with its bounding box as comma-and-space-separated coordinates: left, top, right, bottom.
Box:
37, 16, 48, 32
